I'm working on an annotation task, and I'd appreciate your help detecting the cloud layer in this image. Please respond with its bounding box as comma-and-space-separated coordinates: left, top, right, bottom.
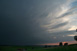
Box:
40, 0, 77, 43
0, 0, 77, 45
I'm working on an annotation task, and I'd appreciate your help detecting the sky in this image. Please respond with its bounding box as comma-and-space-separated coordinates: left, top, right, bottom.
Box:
0, 0, 77, 45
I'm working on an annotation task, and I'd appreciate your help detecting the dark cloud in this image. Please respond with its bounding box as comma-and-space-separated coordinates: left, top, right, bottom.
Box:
0, 0, 76, 45
0, 0, 55, 45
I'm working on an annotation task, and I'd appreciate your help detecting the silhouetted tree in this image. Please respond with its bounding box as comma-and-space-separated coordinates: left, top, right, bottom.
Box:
59, 42, 63, 46
74, 36, 77, 41
64, 43, 68, 46
76, 29, 77, 32
74, 29, 77, 41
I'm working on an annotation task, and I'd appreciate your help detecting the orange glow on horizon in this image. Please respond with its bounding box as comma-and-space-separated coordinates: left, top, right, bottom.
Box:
40, 41, 77, 45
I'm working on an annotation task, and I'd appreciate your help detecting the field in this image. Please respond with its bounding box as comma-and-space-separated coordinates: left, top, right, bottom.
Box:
0, 44, 77, 51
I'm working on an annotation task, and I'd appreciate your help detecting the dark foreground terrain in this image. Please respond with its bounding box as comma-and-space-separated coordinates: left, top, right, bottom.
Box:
0, 44, 77, 51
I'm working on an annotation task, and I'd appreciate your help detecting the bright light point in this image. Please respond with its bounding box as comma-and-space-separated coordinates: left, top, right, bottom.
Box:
68, 26, 77, 31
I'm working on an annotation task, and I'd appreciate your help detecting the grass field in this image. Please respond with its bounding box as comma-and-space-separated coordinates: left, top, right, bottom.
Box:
0, 45, 77, 51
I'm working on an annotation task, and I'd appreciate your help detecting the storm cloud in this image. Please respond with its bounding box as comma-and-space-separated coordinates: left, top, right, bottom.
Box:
0, 0, 77, 45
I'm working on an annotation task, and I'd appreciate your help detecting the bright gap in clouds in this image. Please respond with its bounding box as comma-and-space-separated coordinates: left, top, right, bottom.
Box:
68, 26, 77, 31
67, 34, 75, 37
41, 0, 77, 38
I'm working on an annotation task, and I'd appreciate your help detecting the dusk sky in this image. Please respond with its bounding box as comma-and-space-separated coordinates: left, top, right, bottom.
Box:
0, 0, 77, 45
